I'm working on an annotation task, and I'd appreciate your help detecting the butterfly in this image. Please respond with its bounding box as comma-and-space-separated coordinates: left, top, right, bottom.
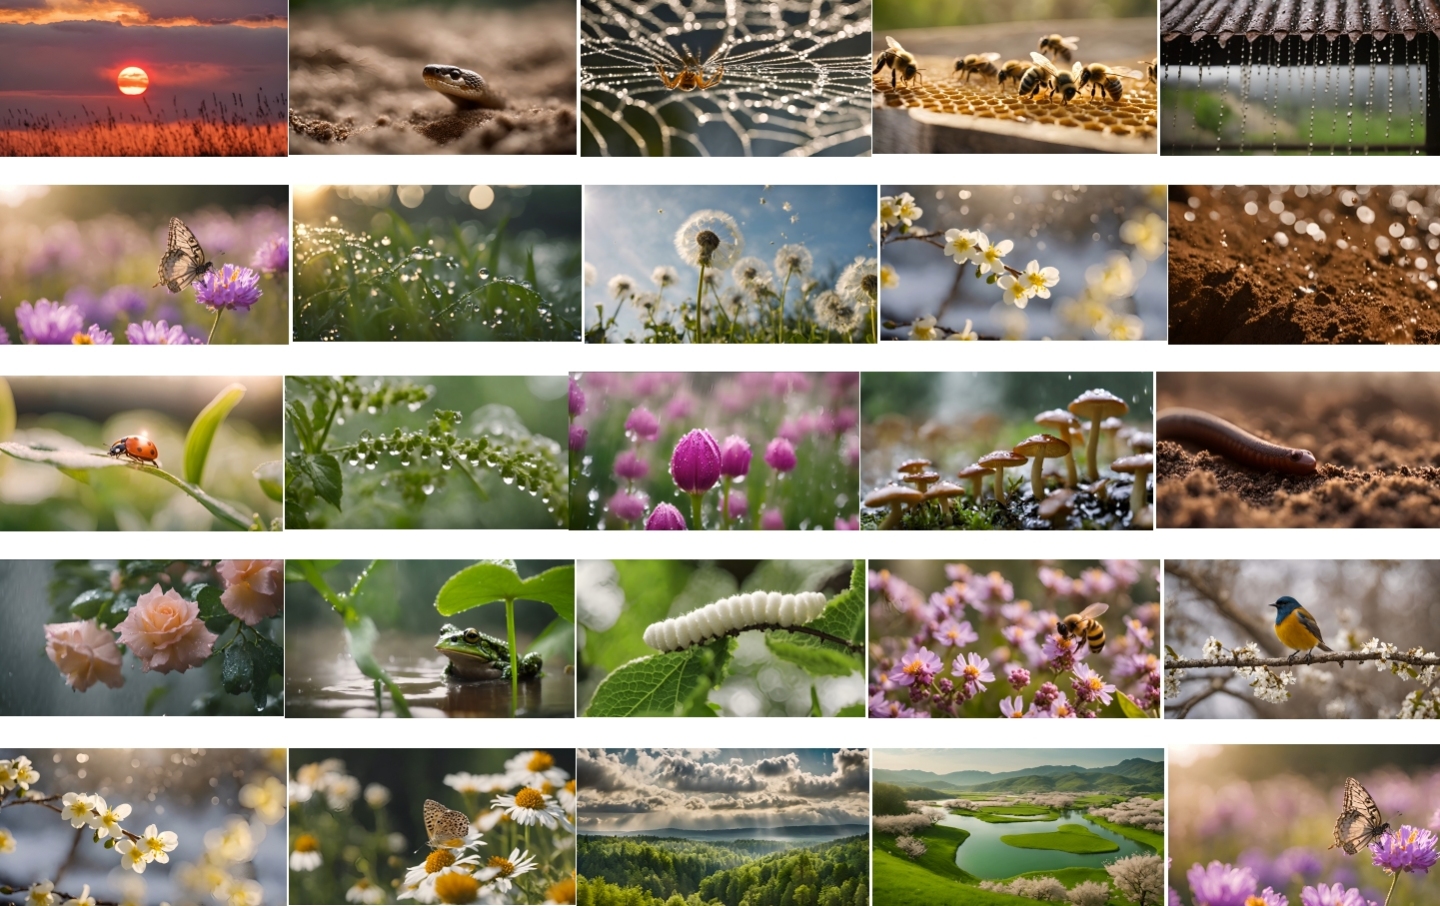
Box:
1328, 776, 1391, 855
423, 798, 472, 850
153, 217, 214, 293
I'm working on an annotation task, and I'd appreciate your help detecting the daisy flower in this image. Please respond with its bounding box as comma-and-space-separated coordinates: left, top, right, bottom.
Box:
492, 787, 574, 831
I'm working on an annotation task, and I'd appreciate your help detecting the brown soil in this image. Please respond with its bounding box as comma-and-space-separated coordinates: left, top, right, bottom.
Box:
1157, 373, 1440, 527
289, 4, 576, 155
1169, 186, 1440, 344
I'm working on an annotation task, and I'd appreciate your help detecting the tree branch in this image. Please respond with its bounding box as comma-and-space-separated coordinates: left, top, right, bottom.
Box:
0, 884, 119, 906
1164, 676, 1228, 718
1165, 561, 1284, 656
1168, 650, 1439, 669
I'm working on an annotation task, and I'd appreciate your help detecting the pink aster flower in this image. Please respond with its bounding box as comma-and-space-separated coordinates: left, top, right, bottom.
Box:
954, 652, 994, 693
195, 264, 262, 312
216, 560, 283, 626
115, 584, 217, 674
933, 619, 979, 648
251, 235, 289, 274
999, 695, 1026, 718
1370, 825, 1439, 874
624, 407, 660, 441
16, 298, 84, 344
889, 648, 942, 687
870, 690, 920, 718
1300, 884, 1374, 906
44, 620, 125, 691
1042, 632, 1081, 672
1071, 662, 1117, 705
126, 320, 203, 345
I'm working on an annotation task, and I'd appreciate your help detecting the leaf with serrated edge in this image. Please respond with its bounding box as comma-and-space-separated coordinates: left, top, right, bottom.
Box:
585, 640, 729, 717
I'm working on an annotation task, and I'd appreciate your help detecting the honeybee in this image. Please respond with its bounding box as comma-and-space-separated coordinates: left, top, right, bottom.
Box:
1038, 34, 1080, 62
997, 59, 1029, 90
954, 52, 1001, 82
875, 36, 921, 88
1142, 59, 1157, 83
1052, 61, 1084, 103
1079, 63, 1124, 102
1058, 603, 1109, 654
1017, 52, 1057, 99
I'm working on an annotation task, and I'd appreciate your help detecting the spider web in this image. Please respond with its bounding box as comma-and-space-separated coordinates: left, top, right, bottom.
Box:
581, 0, 873, 156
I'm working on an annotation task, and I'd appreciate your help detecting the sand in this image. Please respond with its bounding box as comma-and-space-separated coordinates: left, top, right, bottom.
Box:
288, 4, 576, 155
1168, 186, 1440, 344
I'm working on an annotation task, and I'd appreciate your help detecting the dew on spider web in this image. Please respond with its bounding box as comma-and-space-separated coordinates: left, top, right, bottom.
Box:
580, 0, 872, 156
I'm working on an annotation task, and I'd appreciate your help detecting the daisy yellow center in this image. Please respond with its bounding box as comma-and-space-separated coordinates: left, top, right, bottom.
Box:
963, 665, 980, 681
514, 787, 546, 810
354, 880, 372, 890
541, 782, 556, 795
434, 872, 480, 905
902, 661, 924, 676
294, 834, 320, 853
548, 877, 577, 902
425, 849, 457, 873
488, 855, 516, 876
526, 752, 554, 772
1245, 898, 1269, 906
1087, 677, 1104, 691
565, 780, 576, 794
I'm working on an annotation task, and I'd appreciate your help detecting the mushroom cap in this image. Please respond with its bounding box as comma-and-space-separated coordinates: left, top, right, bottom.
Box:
1068, 388, 1129, 420
864, 484, 925, 507
1034, 408, 1080, 430
1111, 453, 1155, 474
1129, 432, 1154, 453
897, 458, 934, 474
924, 480, 966, 500
1101, 416, 1125, 431
978, 450, 1027, 468
901, 470, 941, 485
1037, 488, 1077, 519
1012, 433, 1071, 458
956, 463, 992, 478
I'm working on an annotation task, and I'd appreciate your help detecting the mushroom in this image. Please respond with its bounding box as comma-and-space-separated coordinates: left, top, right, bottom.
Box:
900, 469, 941, 495
1034, 408, 1081, 487
924, 480, 966, 517
865, 484, 924, 530
1129, 431, 1154, 454
1068, 389, 1130, 481
957, 464, 990, 500
897, 458, 933, 475
1037, 487, 1077, 524
977, 450, 1027, 505
1100, 416, 1125, 462
1011, 434, 1072, 500
1111, 453, 1154, 518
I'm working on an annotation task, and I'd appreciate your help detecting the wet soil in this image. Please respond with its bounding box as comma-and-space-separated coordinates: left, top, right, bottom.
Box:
860, 478, 1148, 531
289, 4, 576, 155
1157, 373, 1440, 527
1169, 186, 1440, 344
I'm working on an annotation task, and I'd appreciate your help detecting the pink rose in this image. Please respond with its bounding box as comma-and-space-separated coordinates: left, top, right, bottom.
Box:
216, 559, 283, 626
44, 620, 125, 691
116, 584, 217, 674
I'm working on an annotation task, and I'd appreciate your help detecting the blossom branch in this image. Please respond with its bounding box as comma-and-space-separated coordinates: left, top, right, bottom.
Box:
1168, 650, 1440, 669
0, 885, 119, 906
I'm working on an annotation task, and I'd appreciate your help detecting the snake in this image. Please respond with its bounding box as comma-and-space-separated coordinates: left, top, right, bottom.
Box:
422, 64, 505, 109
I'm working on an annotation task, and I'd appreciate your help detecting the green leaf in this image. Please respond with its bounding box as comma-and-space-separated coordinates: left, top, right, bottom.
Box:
286, 398, 315, 453
221, 643, 254, 694
766, 637, 861, 677
285, 497, 310, 530
529, 616, 575, 663
69, 588, 113, 620
249, 634, 284, 709
763, 559, 865, 676
1117, 691, 1152, 718
309, 454, 344, 510
835, 702, 866, 718
435, 561, 575, 618
183, 382, 246, 486
195, 585, 235, 633
584, 639, 730, 717
143, 686, 168, 716
525, 246, 538, 288
344, 615, 412, 718
809, 685, 822, 717
0, 377, 14, 442
253, 461, 284, 502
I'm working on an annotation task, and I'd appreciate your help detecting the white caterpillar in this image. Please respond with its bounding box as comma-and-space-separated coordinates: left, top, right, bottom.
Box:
643, 591, 829, 653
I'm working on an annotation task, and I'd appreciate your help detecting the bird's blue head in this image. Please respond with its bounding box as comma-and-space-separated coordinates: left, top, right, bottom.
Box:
1271, 595, 1302, 623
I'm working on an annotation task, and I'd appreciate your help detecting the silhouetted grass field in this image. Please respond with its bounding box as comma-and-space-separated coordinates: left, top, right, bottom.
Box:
0, 93, 287, 156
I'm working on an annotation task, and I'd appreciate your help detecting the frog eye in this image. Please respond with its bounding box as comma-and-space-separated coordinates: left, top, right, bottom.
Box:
463, 629, 479, 644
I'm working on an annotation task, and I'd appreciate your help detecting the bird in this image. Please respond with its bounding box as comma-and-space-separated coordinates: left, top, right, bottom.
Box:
1270, 596, 1342, 668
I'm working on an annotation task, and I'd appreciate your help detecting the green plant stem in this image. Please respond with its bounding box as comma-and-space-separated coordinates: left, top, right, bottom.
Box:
721, 478, 732, 529
778, 270, 794, 343
1383, 871, 1399, 906
300, 561, 355, 620
205, 308, 224, 345
140, 465, 255, 530
505, 596, 519, 716
690, 491, 704, 531
694, 264, 707, 343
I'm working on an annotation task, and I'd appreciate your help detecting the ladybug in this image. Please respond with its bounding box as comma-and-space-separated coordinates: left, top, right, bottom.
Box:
108, 435, 160, 467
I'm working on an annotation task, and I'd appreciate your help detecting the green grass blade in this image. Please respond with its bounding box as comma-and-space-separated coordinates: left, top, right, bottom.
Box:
184, 382, 246, 485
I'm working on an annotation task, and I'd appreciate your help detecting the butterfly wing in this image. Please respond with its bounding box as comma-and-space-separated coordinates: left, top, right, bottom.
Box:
153, 217, 212, 293
1331, 778, 1389, 854
423, 798, 470, 849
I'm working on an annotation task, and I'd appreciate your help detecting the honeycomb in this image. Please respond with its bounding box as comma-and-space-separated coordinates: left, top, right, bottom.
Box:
873, 55, 1157, 141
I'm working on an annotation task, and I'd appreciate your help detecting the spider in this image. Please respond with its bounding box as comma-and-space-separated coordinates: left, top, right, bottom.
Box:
655, 52, 725, 91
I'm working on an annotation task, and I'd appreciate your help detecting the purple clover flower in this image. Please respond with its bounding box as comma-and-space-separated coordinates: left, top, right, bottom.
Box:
1188, 861, 1258, 906
719, 435, 752, 478
1007, 665, 1031, 690
569, 425, 588, 453
644, 502, 687, 530
126, 320, 202, 345
764, 437, 797, 473
614, 449, 650, 482
195, 264, 262, 313
933, 619, 979, 648
889, 648, 942, 687
607, 490, 647, 523
251, 235, 289, 274
73, 324, 113, 345
1032, 682, 1060, 710
16, 299, 84, 344
569, 377, 586, 417
954, 652, 994, 694
625, 407, 660, 441
760, 508, 784, 530
1300, 884, 1375, 906
670, 429, 720, 494
1370, 825, 1439, 874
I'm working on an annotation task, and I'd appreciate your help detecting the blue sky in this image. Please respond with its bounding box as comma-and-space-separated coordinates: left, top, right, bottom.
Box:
877, 749, 1163, 774
585, 185, 877, 337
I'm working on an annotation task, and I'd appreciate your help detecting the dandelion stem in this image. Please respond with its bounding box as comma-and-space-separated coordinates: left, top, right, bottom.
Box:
205, 307, 224, 344
778, 269, 793, 344
1383, 870, 1399, 906
694, 264, 707, 343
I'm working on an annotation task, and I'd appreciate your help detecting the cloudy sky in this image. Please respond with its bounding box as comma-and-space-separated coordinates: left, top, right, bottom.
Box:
578, 748, 870, 833
877, 748, 1165, 774
0, 1, 286, 121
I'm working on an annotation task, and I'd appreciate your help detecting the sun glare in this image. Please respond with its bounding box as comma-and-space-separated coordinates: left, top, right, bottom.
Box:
117, 66, 149, 96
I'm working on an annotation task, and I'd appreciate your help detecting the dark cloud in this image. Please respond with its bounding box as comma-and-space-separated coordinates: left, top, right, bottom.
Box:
0, 1, 286, 27
577, 749, 634, 793
654, 754, 765, 793
787, 749, 870, 797
753, 753, 800, 777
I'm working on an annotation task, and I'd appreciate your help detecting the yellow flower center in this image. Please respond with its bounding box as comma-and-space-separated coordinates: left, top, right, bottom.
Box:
1088, 677, 1104, 691
294, 834, 320, 853
354, 880, 371, 890
527, 751, 554, 772
1245, 897, 1268, 906
541, 781, 556, 795
433, 872, 480, 905
487, 855, 516, 876
903, 661, 924, 676
425, 849, 457, 873
963, 665, 980, 680
72, 333, 96, 344
514, 787, 546, 810
547, 877, 577, 903
565, 780, 576, 795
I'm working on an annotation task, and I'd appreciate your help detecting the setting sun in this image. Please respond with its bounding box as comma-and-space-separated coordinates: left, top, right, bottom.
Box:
117, 66, 148, 96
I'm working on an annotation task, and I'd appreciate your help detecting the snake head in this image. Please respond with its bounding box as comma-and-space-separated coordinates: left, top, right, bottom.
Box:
422, 64, 504, 109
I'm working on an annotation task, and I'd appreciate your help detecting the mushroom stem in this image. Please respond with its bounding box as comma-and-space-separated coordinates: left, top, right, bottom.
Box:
1062, 450, 1077, 486
993, 467, 1007, 504
967, 476, 983, 499
1030, 457, 1046, 499
880, 502, 904, 530
1085, 422, 1101, 481
1129, 469, 1150, 516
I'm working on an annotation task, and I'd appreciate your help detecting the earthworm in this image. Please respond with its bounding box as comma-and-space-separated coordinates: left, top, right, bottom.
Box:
1156, 407, 1318, 475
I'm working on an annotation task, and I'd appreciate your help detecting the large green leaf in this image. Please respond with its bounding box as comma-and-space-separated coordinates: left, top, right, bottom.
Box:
585, 640, 730, 717
183, 382, 245, 485
435, 560, 574, 619
765, 560, 865, 675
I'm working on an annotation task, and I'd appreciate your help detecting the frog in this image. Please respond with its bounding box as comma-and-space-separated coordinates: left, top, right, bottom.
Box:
434, 623, 542, 681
